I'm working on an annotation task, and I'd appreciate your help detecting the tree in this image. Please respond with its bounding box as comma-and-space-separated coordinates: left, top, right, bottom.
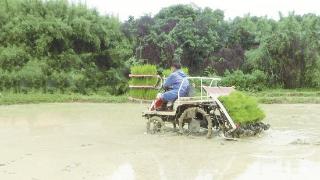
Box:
245, 13, 320, 88
0, 0, 133, 94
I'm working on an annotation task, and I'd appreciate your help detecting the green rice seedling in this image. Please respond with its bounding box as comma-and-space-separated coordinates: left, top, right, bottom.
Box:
218, 91, 266, 124
129, 64, 159, 100
182, 67, 189, 75
162, 67, 189, 77
129, 89, 144, 99
129, 89, 158, 100
129, 77, 158, 86
162, 69, 171, 77
144, 89, 158, 100
130, 64, 157, 75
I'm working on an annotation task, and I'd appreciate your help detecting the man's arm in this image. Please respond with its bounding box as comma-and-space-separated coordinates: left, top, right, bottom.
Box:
163, 73, 176, 89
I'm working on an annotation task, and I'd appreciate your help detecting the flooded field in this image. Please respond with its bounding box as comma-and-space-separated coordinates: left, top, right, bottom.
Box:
0, 103, 319, 180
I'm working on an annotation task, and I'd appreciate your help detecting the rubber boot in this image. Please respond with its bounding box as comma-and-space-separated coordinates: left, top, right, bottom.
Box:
151, 98, 163, 111
158, 101, 168, 111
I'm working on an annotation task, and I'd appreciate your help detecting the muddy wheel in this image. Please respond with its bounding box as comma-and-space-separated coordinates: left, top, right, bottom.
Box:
178, 107, 212, 138
146, 116, 165, 134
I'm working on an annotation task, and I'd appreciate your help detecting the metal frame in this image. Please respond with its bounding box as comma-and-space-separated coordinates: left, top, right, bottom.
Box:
176, 77, 221, 106
175, 77, 236, 132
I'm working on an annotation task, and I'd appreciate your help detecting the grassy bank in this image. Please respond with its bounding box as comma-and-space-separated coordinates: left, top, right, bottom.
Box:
0, 92, 128, 105
1, 88, 320, 105
248, 89, 320, 103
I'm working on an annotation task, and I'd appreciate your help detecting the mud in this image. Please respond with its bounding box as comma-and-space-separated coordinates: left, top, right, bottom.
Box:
0, 103, 319, 180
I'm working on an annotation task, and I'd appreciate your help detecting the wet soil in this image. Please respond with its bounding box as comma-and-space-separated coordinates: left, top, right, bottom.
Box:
0, 103, 319, 180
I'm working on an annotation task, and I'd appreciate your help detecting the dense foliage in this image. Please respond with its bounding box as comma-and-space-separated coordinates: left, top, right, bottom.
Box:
1, 1, 320, 95
219, 91, 266, 124
220, 70, 267, 91
124, 5, 320, 90
0, 0, 132, 94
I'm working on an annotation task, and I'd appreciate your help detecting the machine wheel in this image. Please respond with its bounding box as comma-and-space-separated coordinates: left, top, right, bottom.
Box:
146, 116, 165, 134
178, 107, 212, 138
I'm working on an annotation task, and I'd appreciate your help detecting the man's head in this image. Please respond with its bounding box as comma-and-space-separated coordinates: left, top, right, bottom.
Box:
171, 62, 181, 72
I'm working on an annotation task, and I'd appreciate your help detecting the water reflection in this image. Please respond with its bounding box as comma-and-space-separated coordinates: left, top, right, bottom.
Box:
195, 170, 213, 180
111, 163, 135, 180
236, 160, 320, 180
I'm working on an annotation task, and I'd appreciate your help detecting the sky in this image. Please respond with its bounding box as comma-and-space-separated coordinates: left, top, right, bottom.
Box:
70, 0, 320, 21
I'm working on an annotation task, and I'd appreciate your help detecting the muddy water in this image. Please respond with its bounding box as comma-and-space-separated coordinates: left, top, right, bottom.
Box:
0, 103, 319, 180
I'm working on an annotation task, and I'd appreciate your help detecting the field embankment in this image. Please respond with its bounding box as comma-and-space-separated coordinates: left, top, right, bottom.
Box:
1, 89, 320, 105
0, 92, 128, 105
248, 89, 320, 104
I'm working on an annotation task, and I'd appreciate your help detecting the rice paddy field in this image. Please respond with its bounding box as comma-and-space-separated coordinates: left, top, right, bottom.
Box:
0, 103, 319, 180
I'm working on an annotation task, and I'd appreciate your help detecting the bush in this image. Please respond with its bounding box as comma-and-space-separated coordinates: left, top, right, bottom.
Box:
0, 70, 12, 91
0, 0, 132, 95
0, 46, 29, 71
218, 91, 266, 124
220, 70, 267, 91
106, 68, 129, 95
17, 60, 46, 92
68, 71, 88, 94
107, 82, 128, 96
47, 71, 71, 93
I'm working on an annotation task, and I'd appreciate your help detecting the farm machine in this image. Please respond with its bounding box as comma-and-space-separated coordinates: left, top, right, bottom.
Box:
142, 77, 242, 138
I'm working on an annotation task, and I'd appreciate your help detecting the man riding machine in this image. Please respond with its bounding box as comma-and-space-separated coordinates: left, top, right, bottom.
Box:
152, 62, 190, 111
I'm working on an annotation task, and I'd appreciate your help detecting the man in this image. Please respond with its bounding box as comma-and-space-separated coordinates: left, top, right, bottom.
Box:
152, 62, 190, 110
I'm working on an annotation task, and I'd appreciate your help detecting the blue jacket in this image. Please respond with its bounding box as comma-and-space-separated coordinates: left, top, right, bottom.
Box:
162, 70, 190, 102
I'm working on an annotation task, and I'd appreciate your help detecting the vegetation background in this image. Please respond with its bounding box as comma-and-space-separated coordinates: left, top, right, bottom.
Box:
0, 0, 320, 104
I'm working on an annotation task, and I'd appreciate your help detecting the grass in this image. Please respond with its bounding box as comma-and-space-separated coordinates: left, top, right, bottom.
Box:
0, 92, 128, 105
247, 88, 320, 103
